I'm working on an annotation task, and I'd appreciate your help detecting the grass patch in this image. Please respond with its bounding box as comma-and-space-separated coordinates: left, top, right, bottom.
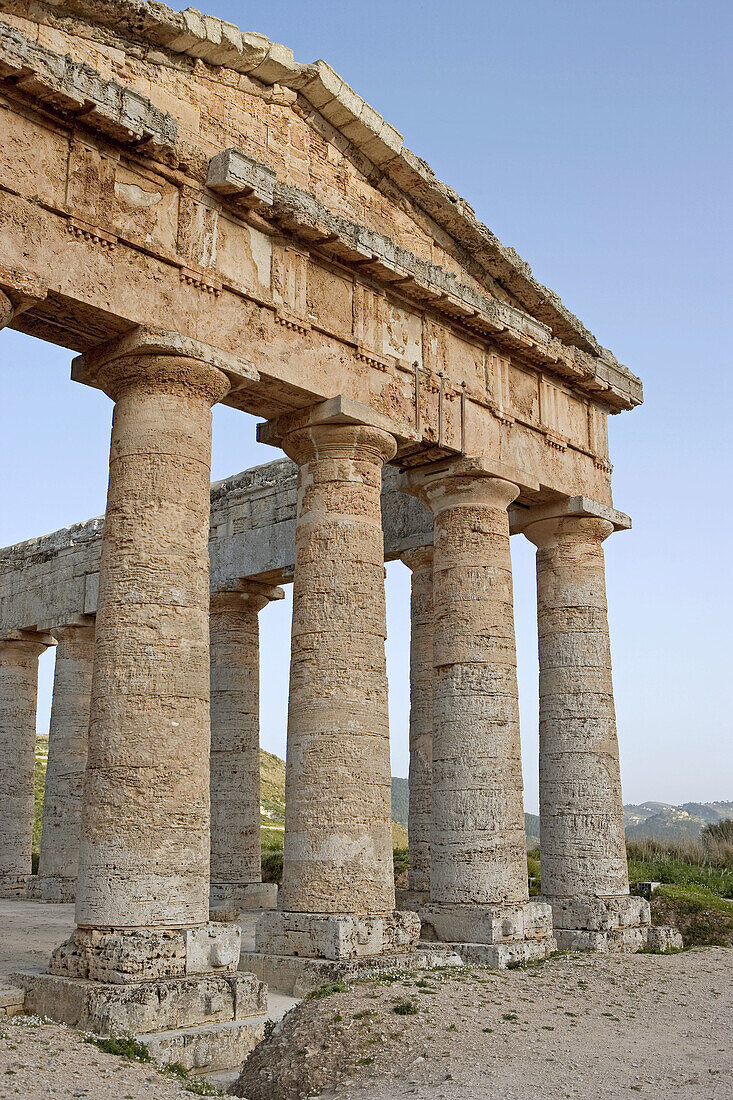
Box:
393, 999, 418, 1015
84, 1035, 152, 1062
393, 847, 410, 878
308, 981, 348, 1000
650, 884, 733, 947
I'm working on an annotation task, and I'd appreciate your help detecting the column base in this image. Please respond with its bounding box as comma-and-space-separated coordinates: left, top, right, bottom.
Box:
49, 922, 241, 983
255, 910, 421, 961
25, 875, 76, 903
210, 881, 278, 912
12, 968, 267, 1074
419, 899, 555, 950
0, 875, 28, 898
546, 894, 673, 953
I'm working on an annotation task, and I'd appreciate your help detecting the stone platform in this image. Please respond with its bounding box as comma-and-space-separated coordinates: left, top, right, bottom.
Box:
13, 969, 268, 1073
548, 895, 652, 952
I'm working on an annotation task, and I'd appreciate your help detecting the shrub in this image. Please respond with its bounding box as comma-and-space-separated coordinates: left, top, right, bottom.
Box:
393, 847, 410, 877
261, 850, 283, 884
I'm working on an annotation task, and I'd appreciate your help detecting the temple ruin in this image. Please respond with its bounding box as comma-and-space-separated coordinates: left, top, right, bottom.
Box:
0, 0, 679, 1074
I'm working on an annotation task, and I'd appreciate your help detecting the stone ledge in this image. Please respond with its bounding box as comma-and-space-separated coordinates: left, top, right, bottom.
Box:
0, 875, 28, 898
554, 927, 648, 954
0, 986, 26, 1017
12, 969, 266, 1034
254, 910, 421, 961
241, 947, 462, 997
447, 937, 558, 969
138, 1016, 267, 1073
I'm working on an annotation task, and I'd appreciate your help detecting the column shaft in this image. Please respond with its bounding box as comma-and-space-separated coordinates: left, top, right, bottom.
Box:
526, 516, 629, 898
209, 584, 282, 909
0, 637, 47, 895
75, 353, 229, 930
36, 620, 95, 902
428, 475, 528, 906
401, 547, 434, 898
281, 422, 397, 916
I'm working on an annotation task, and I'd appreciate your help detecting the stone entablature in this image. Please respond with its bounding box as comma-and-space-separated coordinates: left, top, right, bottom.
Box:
0, 458, 437, 636
0, 1, 639, 510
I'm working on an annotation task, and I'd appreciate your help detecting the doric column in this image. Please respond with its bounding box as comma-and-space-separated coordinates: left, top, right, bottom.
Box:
35, 618, 95, 903
400, 546, 434, 904
210, 582, 283, 911
0, 634, 49, 896
402, 458, 554, 964
524, 513, 650, 950
254, 398, 420, 961
47, 333, 242, 985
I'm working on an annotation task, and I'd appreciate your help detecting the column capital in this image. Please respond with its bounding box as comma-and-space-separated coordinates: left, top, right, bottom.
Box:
0, 630, 55, 658
400, 545, 433, 573
71, 325, 258, 403
524, 514, 615, 549
401, 456, 524, 516
211, 581, 285, 615
256, 395, 409, 462
513, 495, 631, 538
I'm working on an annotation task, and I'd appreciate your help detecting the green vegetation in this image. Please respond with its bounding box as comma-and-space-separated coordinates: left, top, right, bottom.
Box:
393, 847, 410, 878
392, 999, 418, 1015
84, 1035, 152, 1062
627, 834, 733, 948
308, 981, 348, 1000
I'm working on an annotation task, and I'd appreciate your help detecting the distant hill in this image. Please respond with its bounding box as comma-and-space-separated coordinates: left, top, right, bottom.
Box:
624, 801, 733, 841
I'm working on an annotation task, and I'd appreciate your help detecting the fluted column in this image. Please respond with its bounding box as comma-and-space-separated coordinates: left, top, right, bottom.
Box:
400, 546, 434, 902
210, 583, 283, 911
402, 458, 554, 960
35, 618, 95, 903
523, 514, 649, 948
254, 400, 420, 961
0, 634, 48, 896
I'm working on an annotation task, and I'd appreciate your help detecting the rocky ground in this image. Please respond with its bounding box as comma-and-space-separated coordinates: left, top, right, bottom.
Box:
234, 947, 733, 1100
0, 1015, 200, 1099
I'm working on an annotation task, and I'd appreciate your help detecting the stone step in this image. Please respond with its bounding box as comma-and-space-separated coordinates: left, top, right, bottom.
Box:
0, 985, 26, 1017
12, 969, 266, 1035
137, 1015, 268, 1073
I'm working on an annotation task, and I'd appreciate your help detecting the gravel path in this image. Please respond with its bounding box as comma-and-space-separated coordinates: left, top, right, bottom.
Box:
234, 947, 733, 1100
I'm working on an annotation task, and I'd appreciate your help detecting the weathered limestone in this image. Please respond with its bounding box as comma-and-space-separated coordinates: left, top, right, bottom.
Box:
0, 634, 49, 897
523, 514, 649, 950
399, 547, 434, 908
252, 399, 419, 963
402, 458, 555, 963
209, 583, 283, 911
32, 618, 95, 903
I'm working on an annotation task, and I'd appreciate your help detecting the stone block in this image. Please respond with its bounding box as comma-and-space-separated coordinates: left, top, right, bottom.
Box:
645, 926, 684, 952
49, 923, 240, 983
554, 925, 647, 954
635, 881, 662, 900
548, 894, 651, 932
26, 875, 76, 903
138, 1017, 266, 1073
13, 970, 265, 1035
0, 875, 27, 898
185, 924, 241, 973
254, 910, 420, 961
0, 986, 25, 1016
419, 901, 553, 946
394, 887, 430, 913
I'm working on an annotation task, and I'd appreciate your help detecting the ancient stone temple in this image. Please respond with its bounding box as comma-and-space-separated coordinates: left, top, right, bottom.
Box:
0, 0, 678, 1072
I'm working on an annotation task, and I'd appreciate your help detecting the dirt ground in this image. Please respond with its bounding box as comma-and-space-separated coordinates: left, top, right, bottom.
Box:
0, 1016, 199, 1099
234, 948, 733, 1100
2, 901, 731, 1100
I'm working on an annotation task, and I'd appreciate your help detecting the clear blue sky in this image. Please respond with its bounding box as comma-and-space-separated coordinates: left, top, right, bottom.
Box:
1, 0, 730, 811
